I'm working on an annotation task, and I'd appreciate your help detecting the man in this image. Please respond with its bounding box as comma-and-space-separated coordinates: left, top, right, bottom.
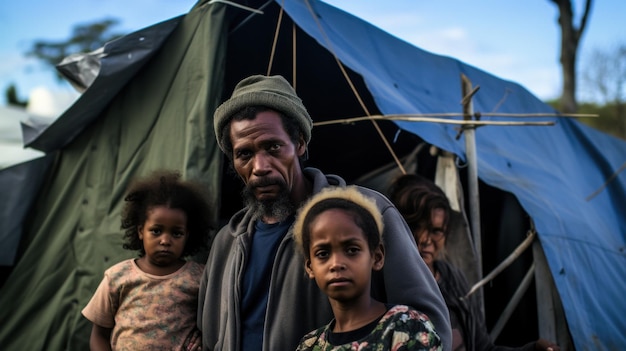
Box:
197, 75, 452, 351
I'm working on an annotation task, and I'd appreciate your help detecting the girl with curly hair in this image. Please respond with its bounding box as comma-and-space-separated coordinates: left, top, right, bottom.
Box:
82, 170, 213, 351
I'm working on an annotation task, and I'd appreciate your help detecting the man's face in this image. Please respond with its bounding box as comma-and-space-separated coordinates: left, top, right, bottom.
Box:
229, 111, 306, 221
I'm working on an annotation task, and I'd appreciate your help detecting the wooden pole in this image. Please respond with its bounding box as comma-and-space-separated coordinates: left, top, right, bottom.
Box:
463, 229, 536, 299
489, 263, 535, 341
460, 74, 484, 319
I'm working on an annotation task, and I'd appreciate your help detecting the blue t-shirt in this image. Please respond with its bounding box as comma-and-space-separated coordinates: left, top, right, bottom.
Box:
241, 217, 293, 351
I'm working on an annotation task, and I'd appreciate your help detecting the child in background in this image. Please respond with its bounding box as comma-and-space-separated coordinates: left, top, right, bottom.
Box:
292, 186, 442, 351
82, 170, 213, 351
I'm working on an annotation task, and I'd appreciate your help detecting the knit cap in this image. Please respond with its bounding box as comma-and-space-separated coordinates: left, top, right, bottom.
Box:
213, 75, 313, 153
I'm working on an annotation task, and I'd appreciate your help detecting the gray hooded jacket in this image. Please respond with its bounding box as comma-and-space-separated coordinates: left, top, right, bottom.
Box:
197, 167, 451, 351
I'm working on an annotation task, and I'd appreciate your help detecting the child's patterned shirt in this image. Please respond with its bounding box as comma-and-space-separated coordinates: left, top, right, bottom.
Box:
295, 304, 442, 351
82, 259, 203, 351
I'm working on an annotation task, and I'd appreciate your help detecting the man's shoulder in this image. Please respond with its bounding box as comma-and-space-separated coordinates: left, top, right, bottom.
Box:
215, 208, 252, 239
353, 185, 387, 199
350, 185, 396, 214
304, 167, 346, 189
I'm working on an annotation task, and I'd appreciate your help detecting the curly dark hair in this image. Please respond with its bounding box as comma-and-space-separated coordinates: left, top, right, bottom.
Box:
388, 174, 451, 237
121, 170, 213, 257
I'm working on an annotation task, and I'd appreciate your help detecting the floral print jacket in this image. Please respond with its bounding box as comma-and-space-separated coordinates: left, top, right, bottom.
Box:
296, 304, 442, 351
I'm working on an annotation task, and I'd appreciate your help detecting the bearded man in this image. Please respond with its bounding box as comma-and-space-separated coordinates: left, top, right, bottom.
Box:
197, 75, 452, 351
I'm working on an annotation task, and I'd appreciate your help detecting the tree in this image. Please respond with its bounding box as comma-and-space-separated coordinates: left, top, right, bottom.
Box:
549, 0, 593, 113
5, 84, 28, 107
25, 18, 123, 81
582, 44, 626, 105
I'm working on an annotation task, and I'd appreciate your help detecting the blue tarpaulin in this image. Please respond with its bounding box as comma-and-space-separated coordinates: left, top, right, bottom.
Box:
281, 1, 625, 350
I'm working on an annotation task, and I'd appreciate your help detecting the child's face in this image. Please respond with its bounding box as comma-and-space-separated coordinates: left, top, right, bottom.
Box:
139, 206, 188, 269
304, 208, 384, 303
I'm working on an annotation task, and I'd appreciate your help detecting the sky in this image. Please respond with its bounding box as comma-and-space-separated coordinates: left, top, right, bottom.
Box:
1, 0, 625, 117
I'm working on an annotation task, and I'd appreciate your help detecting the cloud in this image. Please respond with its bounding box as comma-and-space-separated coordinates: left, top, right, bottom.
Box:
27, 86, 79, 118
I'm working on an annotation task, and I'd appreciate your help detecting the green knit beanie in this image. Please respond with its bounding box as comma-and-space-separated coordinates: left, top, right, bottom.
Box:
213, 75, 313, 153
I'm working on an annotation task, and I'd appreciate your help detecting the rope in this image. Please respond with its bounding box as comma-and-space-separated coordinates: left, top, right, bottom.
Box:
266, 0, 285, 76
208, 0, 263, 14
292, 23, 297, 89
586, 160, 626, 201
302, 0, 406, 174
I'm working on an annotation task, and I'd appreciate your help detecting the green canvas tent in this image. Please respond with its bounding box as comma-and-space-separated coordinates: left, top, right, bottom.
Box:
0, 4, 226, 349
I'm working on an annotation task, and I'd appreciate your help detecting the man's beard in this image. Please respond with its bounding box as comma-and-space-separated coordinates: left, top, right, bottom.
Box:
242, 178, 296, 222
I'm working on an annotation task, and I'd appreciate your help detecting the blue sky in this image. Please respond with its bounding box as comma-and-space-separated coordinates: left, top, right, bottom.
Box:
1, 0, 624, 111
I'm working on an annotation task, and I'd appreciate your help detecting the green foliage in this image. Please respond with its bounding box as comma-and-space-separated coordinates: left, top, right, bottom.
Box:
546, 99, 626, 140
25, 18, 124, 81
5, 84, 27, 107
577, 41, 626, 140
578, 102, 626, 140
545, 99, 560, 110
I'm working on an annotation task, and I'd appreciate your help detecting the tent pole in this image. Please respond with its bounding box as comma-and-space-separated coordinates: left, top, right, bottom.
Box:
488, 263, 535, 340
461, 74, 484, 318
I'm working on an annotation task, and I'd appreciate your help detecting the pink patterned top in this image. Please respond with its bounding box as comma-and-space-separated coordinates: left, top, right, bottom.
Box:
82, 259, 204, 351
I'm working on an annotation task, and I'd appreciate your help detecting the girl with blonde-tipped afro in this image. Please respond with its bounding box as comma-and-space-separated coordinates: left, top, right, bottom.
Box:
293, 186, 441, 351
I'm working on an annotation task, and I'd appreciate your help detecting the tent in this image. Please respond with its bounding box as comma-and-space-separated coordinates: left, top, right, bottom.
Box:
0, 0, 624, 350
0, 106, 48, 170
